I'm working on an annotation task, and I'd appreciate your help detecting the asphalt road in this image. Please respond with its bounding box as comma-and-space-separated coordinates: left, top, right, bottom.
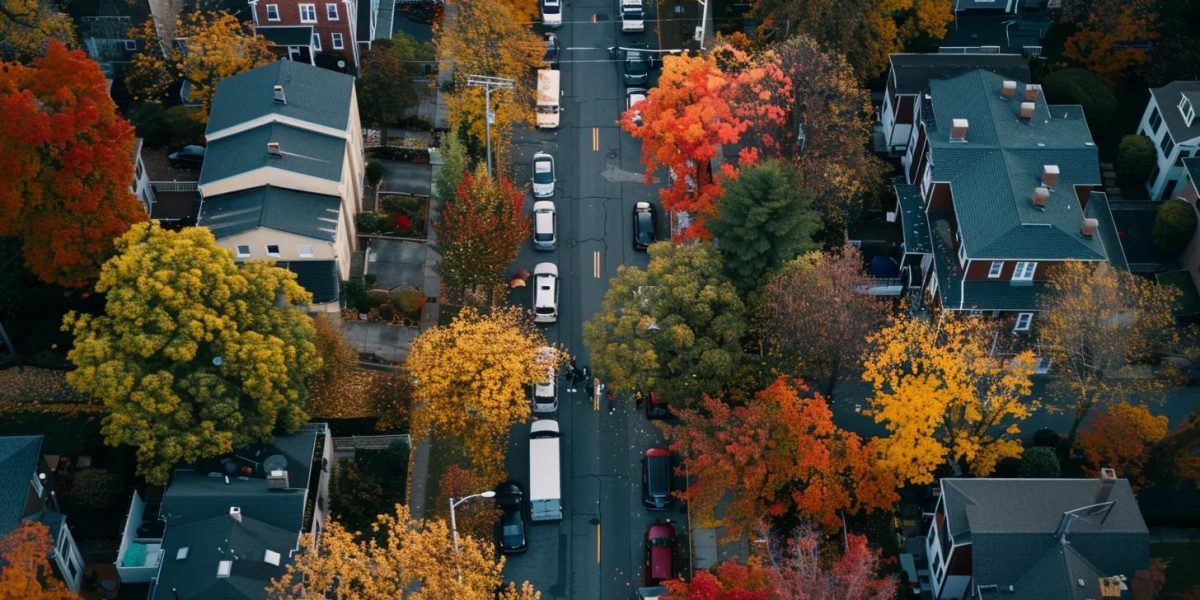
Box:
499, 2, 687, 599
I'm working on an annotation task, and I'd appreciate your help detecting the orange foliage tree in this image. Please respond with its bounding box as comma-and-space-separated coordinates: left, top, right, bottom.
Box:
621, 44, 791, 239
1063, 0, 1158, 84
0, 41, 145, 288
663, 377, 897, 538
1077, 402, 1168, 489
0, 521, 77, 599
663, 559, 772, 600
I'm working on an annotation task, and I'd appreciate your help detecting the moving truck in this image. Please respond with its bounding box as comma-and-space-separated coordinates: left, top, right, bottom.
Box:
621, 0, 645, 32
536, 69, 561, 129
529, 419, 562, 522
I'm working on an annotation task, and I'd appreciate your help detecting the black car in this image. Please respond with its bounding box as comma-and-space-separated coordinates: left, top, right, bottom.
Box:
642, 448, 674, 510
168, 145, 206, 169
633, 201, 657, 250
624, 47, 651, 86
494, 481, 527, 554
543, 33, 560, 68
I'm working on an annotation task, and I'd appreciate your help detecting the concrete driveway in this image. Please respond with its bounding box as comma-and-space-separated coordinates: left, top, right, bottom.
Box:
367, 238, 427, 291
376, 159, 433, 197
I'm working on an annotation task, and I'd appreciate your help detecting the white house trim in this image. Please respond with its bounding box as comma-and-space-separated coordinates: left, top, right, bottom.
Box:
207, 114, 348, 143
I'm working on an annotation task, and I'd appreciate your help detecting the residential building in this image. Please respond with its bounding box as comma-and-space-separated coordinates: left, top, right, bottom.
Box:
197, 60, 365, 311
114, 424, 333, 599
248, 0, 394, 72
1177, 157, 1200, 296
132, 138, 155, 214
952, 0, 1054, 14
1137, 81, 1200, 201
882, 54, 1030, 153
925, 470, 1149, 600
892, 68, 1125, 342
0, 436, 85, 593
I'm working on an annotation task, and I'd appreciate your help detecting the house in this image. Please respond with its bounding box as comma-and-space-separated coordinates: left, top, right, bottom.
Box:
248, 0, 394, 73
197, 60, 365, 311
892, 68, 1125, 345
882, 53, 1031, 153
114, 424, 332, 599
1137, 81, 1200, 201
1174, 157, 1200, 301
952, 0, 1054, 14
0, 436, 85, 593
132, 138, 155, 214
925, 470, 1149, 600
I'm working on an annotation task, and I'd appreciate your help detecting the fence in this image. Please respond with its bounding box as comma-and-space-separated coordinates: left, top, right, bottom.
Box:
332, 434, 412, 453
150, 180, 198, 192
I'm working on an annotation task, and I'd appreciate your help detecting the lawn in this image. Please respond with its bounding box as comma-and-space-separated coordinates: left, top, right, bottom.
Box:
1151, 543, 1200, 597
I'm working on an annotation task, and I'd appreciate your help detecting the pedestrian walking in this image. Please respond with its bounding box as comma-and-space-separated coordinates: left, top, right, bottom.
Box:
585, 377, 596, 399
605, 388, 615, 413
634, 390, 644, 409
580, 366, 591, 386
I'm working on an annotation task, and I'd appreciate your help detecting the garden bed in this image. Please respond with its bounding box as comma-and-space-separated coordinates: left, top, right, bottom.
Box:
356, 193, 429, 239
367, 145, 431, 164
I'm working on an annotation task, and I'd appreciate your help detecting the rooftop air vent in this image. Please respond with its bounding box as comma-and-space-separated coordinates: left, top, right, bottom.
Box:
1081, 218, 1099, 238
273, 84, 286, 104
1001, 80, 1017, 98
1020, 102, 1036, 120
1032, 187, 1049, 208
1024, 83, 1041, 102
267, 142, 281, 156
951, 118, 969, 141
1043, 164, 1060, 187
267, 469, 289, 490
229, 506, 242, 523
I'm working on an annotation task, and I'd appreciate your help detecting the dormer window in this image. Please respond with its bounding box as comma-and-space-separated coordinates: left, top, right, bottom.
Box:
1180, 96, 1195, 128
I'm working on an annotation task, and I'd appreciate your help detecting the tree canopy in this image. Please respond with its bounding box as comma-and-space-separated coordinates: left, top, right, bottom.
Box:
433, 165, 529, 302
0, 0, 75, 61
1153, 198, 1198, 256
1077, 402, 1168, 489
0, 521, 76, 599
1062, 0, 1158, 83
1041, 69, 1118, 126
358, 34, 430, 136
64, 222, 320, 484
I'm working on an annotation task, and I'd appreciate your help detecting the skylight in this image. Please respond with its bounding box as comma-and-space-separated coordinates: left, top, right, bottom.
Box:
217, 560, 233, 578
264, 550, 282, 566
1180, 96, 1195, 128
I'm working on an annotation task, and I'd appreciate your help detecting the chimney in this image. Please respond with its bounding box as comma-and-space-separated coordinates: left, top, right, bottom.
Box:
1001, 80, 1017, 98
951, 118, 970, 141
267, 469, 289, 490
1096, 467, 1117, 503
267, 142, 281, 156
1081, 218, 1099, 238
1020, 102, 1036, 120
1098, 576, 1126, 600
1024, 83, 1041, 102
1032, 187, 1049, 208
273, 84, 286, 104
229, 506, 242, 523
1042, 164, 1060, 187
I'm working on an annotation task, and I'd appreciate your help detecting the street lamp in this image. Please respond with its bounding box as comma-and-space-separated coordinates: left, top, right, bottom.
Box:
449, 490, 496, 582
465, 75, 514, 177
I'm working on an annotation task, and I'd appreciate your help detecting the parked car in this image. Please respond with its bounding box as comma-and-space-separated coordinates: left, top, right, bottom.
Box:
624, 46, 651, 86
626, 87, 647, 127
168, 145, 206, 169
543, 33, 560, 68
542, 0, 562, 27
532, 346, 558, 412
645, 391, 670, 419
494, 481, 527, 554
633, 201, 657, 250
644, 521, 676, 586
641, 448, 674, 510
533, 262, 559, 324
532, 152, 556, 198
533, 200, 557, 251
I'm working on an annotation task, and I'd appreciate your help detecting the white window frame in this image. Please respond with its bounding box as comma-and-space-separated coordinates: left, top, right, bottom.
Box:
312, 33, 321, 50
1013, 261, 1036, 281
921, 162, 933, 197
266, 244, 281, 258
124, 39, 137, 51
236, 245, 251, 258
326, 3, 339, 20
299, 3, 317, 22
988, 261, 1003, 278
957, 241, 966, 265
298, 244, 314, 258
266, 3, 280, 20
1014, 312, 1034, 331
331, 32, 344, 49
1180, 96, 1195, 128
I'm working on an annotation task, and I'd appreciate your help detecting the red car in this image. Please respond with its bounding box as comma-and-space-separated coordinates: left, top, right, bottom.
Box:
645, 392, 671, 419
644, 521, 676, 586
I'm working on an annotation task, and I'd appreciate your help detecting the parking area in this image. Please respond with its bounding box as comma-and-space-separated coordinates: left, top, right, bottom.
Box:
366, 238, 428, 290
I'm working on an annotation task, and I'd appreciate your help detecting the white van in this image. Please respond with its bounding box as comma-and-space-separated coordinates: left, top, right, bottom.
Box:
621, 0, 644, 32
533, 262, 559, 323
529, 419, 562, 522
536, 69, 561, 129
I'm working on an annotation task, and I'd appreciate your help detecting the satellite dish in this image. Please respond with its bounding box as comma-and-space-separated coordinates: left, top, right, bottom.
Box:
262, 454, 288, 474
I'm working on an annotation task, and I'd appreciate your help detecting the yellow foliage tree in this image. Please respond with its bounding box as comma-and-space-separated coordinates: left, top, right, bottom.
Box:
1076, 401, 1167, 489
1063, 0, 1158, 84
406, 306, 558, 482
862, 312, 1037, 483
267, 507, 541, 600
0, 0, 75, 61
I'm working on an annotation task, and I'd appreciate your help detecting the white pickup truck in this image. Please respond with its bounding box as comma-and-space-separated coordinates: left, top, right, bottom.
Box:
621, 0, 645, 32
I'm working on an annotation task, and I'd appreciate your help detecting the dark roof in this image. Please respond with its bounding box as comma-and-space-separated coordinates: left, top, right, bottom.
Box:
889, 53, 1030, 95
940, 13, 1051, 54
198, 186, 341, 241
1149, 81, 1200, 144
206, 60, 354, 135
926, 70, 1106, 261
199, 122, 346, 185
356, 0, 374, 43
897, 184, 933, 253
0, 436, 42, 534
276, 261, 341, 303
152, 514, 295, 600
941, 477, 1150, 600
256, 25, 314, 47
375, 0, 394, 40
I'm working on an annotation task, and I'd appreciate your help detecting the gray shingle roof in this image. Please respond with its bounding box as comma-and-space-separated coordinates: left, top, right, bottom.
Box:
152, 515, 295, 600
276, 260, 340, 303
897, 184, 933, 254
0, 436, 41, 534
206, 60, 353, 135
926, 70, 1106, 261
889, 53, 1030, 95
199, 186, 341, 241
1150, 81, 1200, 144
256, 25, 314, 47
199, 122, 346, 185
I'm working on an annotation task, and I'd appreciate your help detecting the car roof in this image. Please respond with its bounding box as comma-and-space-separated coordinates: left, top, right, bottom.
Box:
644, 447, 670, 458
647, 522, 674, 538
534, 200, 555, 212
635, 201, 651, 210
534, 262, 558, 276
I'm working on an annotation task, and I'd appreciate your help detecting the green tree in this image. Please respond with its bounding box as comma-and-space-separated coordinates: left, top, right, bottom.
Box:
1153, 198, 1198, 256
1041, 69, 1118, 126
1017, 447, 1061, 478
583, 242, 746, 404
358, 34, 429, 145
433, 165, 529, 303
1118, 134, 1156, 184
709, 160, 820, 292
64, 222, 321, 484
433, 128, 468, 202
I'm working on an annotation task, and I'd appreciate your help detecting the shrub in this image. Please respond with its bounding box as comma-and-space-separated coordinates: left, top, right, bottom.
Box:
342, 278, 379, 314
71, 469, 124, 510
392, 213, 413, 232
1118, 135, 1157, 184
1033, 427, 1061, 449
162, 105, 205, 145
1153, 198, 1199, 256
388, 286, 426, 320
1041, 69, 1118, 125
366, 146, 430, 163
1018, 447, 1062, 478
366, 161, 384, 186
127, 102, 167, 147
355, 211, 386, 234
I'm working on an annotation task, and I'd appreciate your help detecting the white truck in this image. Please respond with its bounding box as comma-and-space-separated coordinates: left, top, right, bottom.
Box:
536, 69, 561, 129
529, 419, 562, 522
621, 0, 645, 32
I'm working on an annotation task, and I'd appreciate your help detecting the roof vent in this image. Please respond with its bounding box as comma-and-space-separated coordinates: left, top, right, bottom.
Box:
1001, 80, 1017, 98
176, 547, 190, 561
267, 142, 281, 156
217, 560, 233, 578
951, 118, 969, 141
264, 549, 282, 566
229, 506, 242, 523
1024, 83, 1041, 102
1020, 102, 1036, 120
1042, 164, 1060, 187
273, 84, 286, 104
1032, 187, 1049, 208
1098, 575, 1127, 599
267, 469, 289, 490
1097, 467, 1117, 503
1081, 218, 1099, 238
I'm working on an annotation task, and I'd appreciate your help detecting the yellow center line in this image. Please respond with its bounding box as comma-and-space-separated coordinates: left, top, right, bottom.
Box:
593, 250, 601, 279
596, 522, 602, 563
592, 12, 597, 23
592, 126, 599, 152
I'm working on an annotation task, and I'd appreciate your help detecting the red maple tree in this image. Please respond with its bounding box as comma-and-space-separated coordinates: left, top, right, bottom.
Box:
663, 559, 772, 600
432, 165, 530, 299
0, 521, 77, 599
0, 41, 146, 288
772, 529, 896, 600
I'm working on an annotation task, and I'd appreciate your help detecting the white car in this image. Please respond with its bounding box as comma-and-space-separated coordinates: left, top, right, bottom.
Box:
532, 152, 556, 198
542, 0, 562, 27
626, 88, 647, 127
532, 346, 558, 412
532, 200, 556, 251
533, 262, 559, 324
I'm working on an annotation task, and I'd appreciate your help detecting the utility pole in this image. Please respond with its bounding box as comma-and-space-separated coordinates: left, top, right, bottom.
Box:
466, 75, 514, 176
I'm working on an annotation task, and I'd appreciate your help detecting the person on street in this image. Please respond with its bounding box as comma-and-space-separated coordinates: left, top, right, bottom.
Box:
606, 388, 615, 414
634, 390, 644, 409
585, 377, 596, 399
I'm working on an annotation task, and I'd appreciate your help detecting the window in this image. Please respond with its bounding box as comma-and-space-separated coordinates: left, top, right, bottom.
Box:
1014, 312, 1034, 331
331, 32, 343, 49
266, 3, 279, 20
1149, 165, 1161, 186
124, 39, 137, 51
312, 33, 321, 50
326, 3, 339, 19
299, 3, 316, 22
988, 261, 1003, 278
236, 245, 251, 258
135, 158, 143, 180
1180, 96, 1195, 127
266, 244, 281, 257
298, 244, 314, 257
1161, 132, 1175, 157
1013, 261, 1036, 281
1149, 107, 1163, 133
957, 241, 966, 265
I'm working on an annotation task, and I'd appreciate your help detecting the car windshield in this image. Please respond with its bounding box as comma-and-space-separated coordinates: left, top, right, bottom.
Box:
627, 54, 648, 74
543, 0, 560, 13
533, 161, 554, 183
625, 8, 643, 17
637, 212, 653, 243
